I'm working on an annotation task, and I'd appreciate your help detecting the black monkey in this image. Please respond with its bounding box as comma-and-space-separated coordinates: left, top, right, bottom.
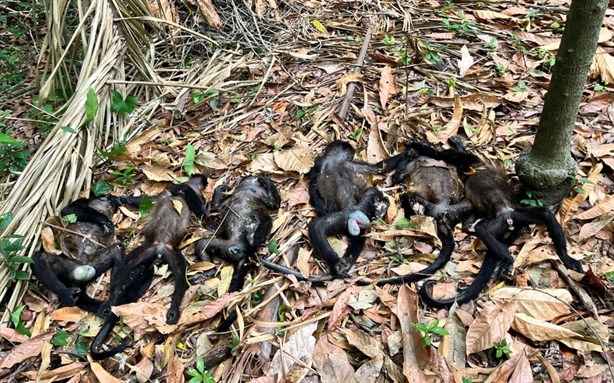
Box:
359, 152, 474, 286
307, 140, 396, 278
32, 197, 125, 314
195, 174, 281, 292
419, 137, 583, 307
90, 175, 207, 360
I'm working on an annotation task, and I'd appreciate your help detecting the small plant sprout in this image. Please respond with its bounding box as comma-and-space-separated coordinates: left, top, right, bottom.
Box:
111, 166, 136, 185
187, 356, 215, 383
411, 320, 449, 346
110, 90, 139, 116
519, 189, 544, 207
574, 178, 594, 194
492, 339, 512, 359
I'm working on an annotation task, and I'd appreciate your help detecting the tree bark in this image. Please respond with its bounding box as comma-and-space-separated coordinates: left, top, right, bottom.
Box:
515, 0, 608, 204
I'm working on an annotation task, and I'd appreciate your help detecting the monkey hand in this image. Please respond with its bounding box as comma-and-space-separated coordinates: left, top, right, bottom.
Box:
567, 259, 584, 273
59, 287, 82, 306
405, 195, 426, 216
347, 210, 370, 236
330, 259, 351, 279
497, 262, 514, 283
102, 222, 115, 237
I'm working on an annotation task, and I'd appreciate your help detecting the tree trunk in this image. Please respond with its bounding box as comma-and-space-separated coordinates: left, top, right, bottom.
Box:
515, 0, 608, 204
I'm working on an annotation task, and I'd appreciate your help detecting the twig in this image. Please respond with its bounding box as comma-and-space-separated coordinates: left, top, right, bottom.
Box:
338, 19, 374, 120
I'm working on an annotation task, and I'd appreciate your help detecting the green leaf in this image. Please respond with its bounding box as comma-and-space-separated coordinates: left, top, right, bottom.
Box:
62, 213, 78, 224
52, 331, 71, 347
139, 196, 153, 217
0, 132, 21, 145
111, 90, 139, 116
15, 270, 30, 280
12, 256, 33, 264
92, 181, 112, 197
187, 369, 200, 377
100, 144, 127, 159
0, 212, 13, 232
15, 321, 31, 336
312, 19, 329, 34
183, 144, 195, 177
268, 239, 279, 254
188, 377, 202, 383
430, 327, 449, 336
60, 126, 77, 134
410, 322, 428, 333
395, 217, 412, 229
196, 355, 205, 373
10, 304, 25, 327
85, 88, 98, 123
72, 336, 88, 356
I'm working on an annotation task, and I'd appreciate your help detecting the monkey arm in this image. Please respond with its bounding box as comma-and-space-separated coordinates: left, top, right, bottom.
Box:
308, 158, 329, 217
512, 207, 583, 273
60, 199, 116, 237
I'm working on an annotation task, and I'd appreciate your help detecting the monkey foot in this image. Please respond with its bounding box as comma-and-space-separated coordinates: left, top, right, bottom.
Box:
73, 265, 96, 281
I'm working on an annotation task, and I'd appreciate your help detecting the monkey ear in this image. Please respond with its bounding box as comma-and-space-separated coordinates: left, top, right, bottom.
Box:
347, 211, 370, 236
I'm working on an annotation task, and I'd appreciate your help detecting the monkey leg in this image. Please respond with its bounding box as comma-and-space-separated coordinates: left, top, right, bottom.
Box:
420, 229, 522, 308
308, 162, 329, 217
512, 208, 583, 273
308, 214, 356, 278
162, 247, 188, 325
90, 313, 130, 360
32, 252, 89, 306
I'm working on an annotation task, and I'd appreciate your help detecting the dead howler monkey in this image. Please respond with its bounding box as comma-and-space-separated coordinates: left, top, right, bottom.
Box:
419, 137, 583, 307
307, 140, 398, 278
32, 197, 125, 314
195, 174, 281, 292
359, 151, 474, 286
90, 175, 207, 360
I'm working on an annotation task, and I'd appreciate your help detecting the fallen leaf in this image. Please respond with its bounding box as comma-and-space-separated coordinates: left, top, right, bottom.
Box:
396, 286, 432, 382
274, 146, 314, 174
343, 328, 384, 358
172, 199, 184, 215
195, 0, 222, 28
167, 355, 184, 383
312, 19, 329, 35
270, 321, 317, 374
466, 301, 516, 354
379, 65, 397, 109
247, 152, 278, 173
490, 287, 572, 321
440, 306, 467, 370
0, 332, 53, 369
512, 313, 579, 342
354, 354, 384, 382
458, 45, 474, 77
312, 334, 355, 383
286, 183, 310, 207
50, 307, 86, 323
90, 360, 124, 383
594, 47, 614, 83
336, 72, 364, 96
0, 326, 29, 343
141, 165, 176, 182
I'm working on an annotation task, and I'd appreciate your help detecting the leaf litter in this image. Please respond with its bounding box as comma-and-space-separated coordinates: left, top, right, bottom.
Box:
0, 0, 613, 382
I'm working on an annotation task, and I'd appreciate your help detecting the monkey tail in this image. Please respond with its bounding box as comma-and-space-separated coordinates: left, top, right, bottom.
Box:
90, 314, 130, 360
356, 222, 455, 287
419, 253, 499, 308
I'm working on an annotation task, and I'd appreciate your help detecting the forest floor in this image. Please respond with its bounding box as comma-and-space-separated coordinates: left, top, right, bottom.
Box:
0, 0, 613, 382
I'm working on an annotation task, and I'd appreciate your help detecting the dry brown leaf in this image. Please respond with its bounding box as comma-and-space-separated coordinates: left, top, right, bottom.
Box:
489, 287, 572, 321
135, 357, 155, 383
466, 301, 516, 354
578, 216, 614, 242
595, 47, 614, 83
286, 183, 310, 207
91, 361, 124, 383
440, 307, 467, 370
312, 334, 355, 382
269, 322, 317, 375
379, 65, 397, 110
473, 10, 514, 21
50, 307, 86, 323
147, 0, 178, 24
434, 96, 462, 143
587, 143, 614, 158
172, 199, 184, 215
431, 93, 502, 111
273, 147, 314, 174
167, 355, 185, 383
508, 350, 533, 383
458, 45, 474, 77
367, 127, 386, 164
247, 152, 278, 173
560, 318, 609, 347
328, 286, 361, 328
396, 286, 432, 383
354, 355, 384, 382
196, 0, 222, 28
124, 127, 162, 160
41, 226, 58, 253
559, 163, 603, 224
336, 72, 364, 96
296, 247, 312, 278
0, 326, 29, 343
343, 328, 384, 358
141, 165, 176, 182
512, 313, 579, 342
0, 332, 53, 369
